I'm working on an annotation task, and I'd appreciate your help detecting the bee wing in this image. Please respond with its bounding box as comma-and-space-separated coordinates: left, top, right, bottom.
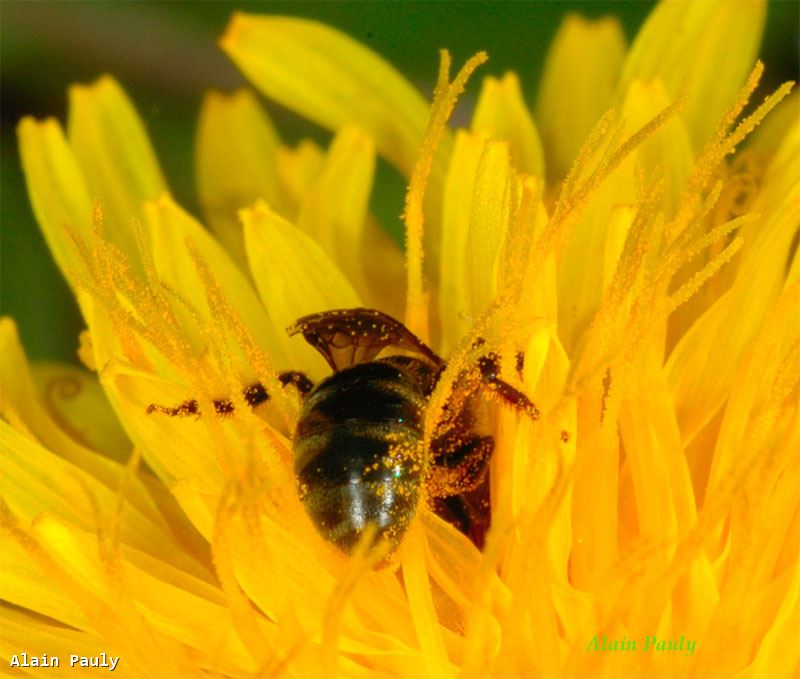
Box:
287, 308, 443, 372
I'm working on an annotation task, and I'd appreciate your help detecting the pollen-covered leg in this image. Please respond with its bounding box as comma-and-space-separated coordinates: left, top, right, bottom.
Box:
146, 399, 200, 417
277, 370, 314, 395
429, 482, 491, 550
477, 352, 539, 420
146, 370, 313, 416
427, 435, 494, 498
145, 394, 241, 417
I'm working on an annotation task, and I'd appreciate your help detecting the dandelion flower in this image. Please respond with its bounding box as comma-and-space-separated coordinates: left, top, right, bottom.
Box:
4, 1, 799, 677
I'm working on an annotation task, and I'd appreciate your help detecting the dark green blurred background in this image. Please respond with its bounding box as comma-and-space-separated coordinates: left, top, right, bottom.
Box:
2, 1, 797, 365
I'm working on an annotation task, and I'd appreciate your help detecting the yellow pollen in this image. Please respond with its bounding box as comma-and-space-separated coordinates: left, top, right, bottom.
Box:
404, 50, 488, 340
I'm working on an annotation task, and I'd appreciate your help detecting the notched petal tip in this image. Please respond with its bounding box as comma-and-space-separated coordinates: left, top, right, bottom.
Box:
16, 114, 95, 289
241, 200, 361, 375
218, 10, 247, 51
17, 114, 55, 135
472, 71, 545, 178
67, 73, 118, 99
620, 0, 767, 148
66, 73, 168, 271
537, 13, 626, 180
149, 190, 175, 210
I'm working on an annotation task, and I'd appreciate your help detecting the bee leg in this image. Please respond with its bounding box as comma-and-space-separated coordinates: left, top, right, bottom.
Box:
146, 399, 200, 417
477, 352, 539, 420
430, 483, 490, 550
146, 393, 241, 417
146, 394, 237, 417
277, 370, 314, 395
427, 435, 494, 498
146, 371, 314, 416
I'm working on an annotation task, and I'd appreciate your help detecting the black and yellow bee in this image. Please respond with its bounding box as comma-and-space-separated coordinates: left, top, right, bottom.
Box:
149, 308, 538, 559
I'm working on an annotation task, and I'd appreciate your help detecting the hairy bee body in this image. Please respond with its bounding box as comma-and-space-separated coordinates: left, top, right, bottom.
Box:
149, 307, 538, 561
294, 360, 429, 554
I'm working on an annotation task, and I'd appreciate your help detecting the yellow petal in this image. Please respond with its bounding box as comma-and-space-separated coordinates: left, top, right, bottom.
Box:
694, 456, 799, 675
706, 276, 800, 506
27, 515, 210, 675
748, 564, 800, 677
536, 14, 626, 180
439, 131, 531, 352
401, 525, 452, 677
748, 91, 800, 161
146, 194, 289, 369
275, 139, 325, 213
361, 218, 407, 322
508, 327, 575, 579
196, 89, 287, 267
602, 205, 635, 291
670, 118, 798, 356
754, 115, 800, 214
438, 130, 486, 352
420, 510, 482, 612
2, 608, 117, 672
0, 420, 199, 576
619, 0, 766, 149
30, 360, 131, 463
666, 184, 800, 442
618, 350, 697, 543
220, 13, 431, 180
121, 553, 256, 674
1, 532, 88, 632
68, 76, 167, 261
242, 201, 361, 376
511, 179, 557, 325
0, 580, 247, 677
221, 14, 454, 272
16, 117, 93, 284
472, 72, 544, 178
572, 390, 621, 590
402, 50, 488, 340
466, 141, 513, 324
557, 155, 633, 352
228, 510, 428, 676
103, 363, 224, 524
620, 79, 693, 215
296, 125, 376, 302
0, 318, 137, 509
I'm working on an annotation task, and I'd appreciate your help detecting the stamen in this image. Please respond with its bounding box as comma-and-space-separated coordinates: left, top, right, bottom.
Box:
666, 236, 743, 314
322, 525, 385, 676
108, 446, 143, 551
559, 110, 613, 205
212, 488, 271, 666
674, 64, 793, 238
596, 97, 686, 195
404, 50, 488, 340
727, 82, 795, 153
185, 239, 296, 427
401, 525, 451, 677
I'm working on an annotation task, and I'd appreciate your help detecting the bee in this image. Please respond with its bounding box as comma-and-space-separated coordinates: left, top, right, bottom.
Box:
148, 308, 538, 559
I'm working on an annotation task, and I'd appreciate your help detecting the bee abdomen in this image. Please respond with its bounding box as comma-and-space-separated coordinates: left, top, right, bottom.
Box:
294, 363, 427, 555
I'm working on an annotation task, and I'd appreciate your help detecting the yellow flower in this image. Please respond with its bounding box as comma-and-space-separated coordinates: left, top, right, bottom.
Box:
3, 1, 798, 677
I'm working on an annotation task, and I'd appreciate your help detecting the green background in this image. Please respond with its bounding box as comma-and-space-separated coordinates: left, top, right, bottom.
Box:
1, 1, 797, 364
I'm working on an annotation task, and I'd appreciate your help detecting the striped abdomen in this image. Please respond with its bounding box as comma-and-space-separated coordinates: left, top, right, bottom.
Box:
294, 361, 427, 555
